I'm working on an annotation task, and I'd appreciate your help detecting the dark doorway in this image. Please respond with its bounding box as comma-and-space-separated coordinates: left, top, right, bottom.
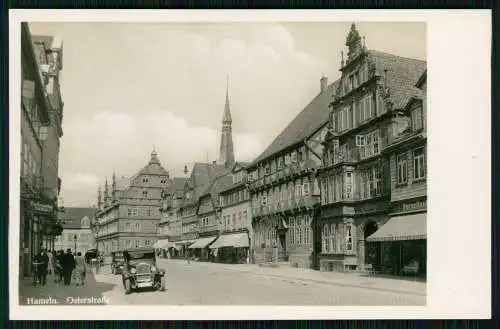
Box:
364, 221, 380, 269
277, 231, 287, 261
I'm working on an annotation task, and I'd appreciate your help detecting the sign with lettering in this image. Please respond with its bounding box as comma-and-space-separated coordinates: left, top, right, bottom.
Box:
402, 201, 426, 212
30, 201, 53, 214
393, 199, 427, 213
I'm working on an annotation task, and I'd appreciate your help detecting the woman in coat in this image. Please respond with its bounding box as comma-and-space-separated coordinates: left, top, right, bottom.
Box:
74, 252, 87, 286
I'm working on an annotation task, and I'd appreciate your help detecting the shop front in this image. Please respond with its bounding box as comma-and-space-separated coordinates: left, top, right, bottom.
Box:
188, 236, 218, 261
210, 232, 250, 264
366, 211, 427, 278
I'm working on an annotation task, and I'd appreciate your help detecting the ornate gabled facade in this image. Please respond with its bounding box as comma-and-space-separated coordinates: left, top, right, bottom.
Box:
94, 150, 169, 255
247, 73, 340, 269
317, 23, 426, 274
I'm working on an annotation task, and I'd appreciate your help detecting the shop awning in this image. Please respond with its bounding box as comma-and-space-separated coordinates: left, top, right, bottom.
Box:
188, 236, 217, 249
176, 240, 195, 245
153, 239, 170, 248
210, 233, 249, 249
366, 213, 427, 242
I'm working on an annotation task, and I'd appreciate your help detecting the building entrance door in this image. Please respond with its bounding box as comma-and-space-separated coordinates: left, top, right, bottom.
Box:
277, 231, 287, 261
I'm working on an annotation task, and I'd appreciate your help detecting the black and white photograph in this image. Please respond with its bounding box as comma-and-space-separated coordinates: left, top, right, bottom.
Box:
9, 10, 491, 320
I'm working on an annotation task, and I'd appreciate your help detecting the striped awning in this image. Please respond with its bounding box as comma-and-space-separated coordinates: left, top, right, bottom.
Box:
188, 236, 217, 249
366, 213, 427, 242
153, 239, 170, 248
210, 233, 249, 249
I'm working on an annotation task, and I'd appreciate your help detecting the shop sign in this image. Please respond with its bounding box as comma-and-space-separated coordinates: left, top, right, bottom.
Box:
30, 201, 53, 214
395, 199, 427, 213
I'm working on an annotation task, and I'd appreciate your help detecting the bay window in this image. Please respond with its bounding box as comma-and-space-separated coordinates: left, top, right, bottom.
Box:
322, 223, 336, 253
397, 153, 408, 184
344, 223, 355, 252
344, 172, 353, 200
413, 147, 426, 180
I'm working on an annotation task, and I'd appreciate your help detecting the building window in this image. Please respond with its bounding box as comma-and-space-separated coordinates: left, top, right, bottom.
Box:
291, 151, 297, 163
344, 223, 354, 252
413, 147, 426, 180
345, 172, 353, 199
322, 223, 336, 253
359, 130, 381, 160
261, 194, 267, 206
412, 106, 423, 131
142, 190, 148, 198
359, 165, 382, 199
243, 210, 248, 227
145, 240, 150, 246
302, 181, 309, 196
142, 178, 148, 183
135, 240, 140, 248
135, 223, 140, 232
295, 181, 302, 198
397, 153, 408, 184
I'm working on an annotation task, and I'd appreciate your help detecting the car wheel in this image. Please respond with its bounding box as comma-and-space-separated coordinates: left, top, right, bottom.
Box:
124, 279, 131, 294
160, 277, 166, 291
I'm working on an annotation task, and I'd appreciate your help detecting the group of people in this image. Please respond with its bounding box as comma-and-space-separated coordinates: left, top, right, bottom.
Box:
33, 248, 88, 286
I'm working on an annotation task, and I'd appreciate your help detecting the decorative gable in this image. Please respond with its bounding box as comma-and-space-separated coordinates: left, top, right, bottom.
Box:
198, 196, 214, 215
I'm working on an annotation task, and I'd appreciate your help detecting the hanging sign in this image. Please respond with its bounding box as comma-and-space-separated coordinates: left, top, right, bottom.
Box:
30, 201, 53, 214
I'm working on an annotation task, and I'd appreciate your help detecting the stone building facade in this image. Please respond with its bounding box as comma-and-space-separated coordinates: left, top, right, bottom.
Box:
95, 150, 168, 255
55, 207, 95, 254
20, 23, 64, 278
316, 24, 426, 273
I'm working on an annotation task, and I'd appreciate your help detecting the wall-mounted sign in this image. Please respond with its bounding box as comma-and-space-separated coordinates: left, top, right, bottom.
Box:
393, 198, 427, 213
30, 201, 53, 214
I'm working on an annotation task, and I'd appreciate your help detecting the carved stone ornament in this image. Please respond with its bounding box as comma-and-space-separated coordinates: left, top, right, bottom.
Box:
377, 84, 393, 112
345, 23, 362, 62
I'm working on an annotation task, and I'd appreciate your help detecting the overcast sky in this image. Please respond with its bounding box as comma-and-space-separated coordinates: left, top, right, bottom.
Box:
27, 21, 426, 207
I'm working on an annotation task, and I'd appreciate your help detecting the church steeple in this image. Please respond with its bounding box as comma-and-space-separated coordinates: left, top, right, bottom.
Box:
97, 185, 102, 209
218, 76, 235, 168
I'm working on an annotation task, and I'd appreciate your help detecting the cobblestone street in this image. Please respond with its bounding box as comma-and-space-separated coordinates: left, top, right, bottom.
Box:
89, 260, 426, 305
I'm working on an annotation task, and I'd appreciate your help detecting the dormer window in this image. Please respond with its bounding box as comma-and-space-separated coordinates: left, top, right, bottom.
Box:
291, 151, 297, 163
411, 104, 423, 131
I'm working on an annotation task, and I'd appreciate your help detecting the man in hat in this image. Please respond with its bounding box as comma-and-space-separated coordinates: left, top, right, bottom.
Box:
62, 248, 76, 285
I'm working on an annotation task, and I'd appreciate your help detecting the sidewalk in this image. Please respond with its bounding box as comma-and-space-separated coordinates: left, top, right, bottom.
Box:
163, 259, 426, 296
18, 270, 116, 305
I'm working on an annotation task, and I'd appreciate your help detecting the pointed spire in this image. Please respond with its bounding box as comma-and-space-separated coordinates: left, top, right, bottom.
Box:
97, 185, 102, 208
223, 75, 232, 123
104, 179, 109, 206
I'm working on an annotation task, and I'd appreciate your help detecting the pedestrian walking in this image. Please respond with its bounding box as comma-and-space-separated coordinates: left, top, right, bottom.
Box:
33, 248, 49, 286
47, 249, 54, 275
55, 250, 64, 283
74, 252, 87, 286
62, 248, 76, 285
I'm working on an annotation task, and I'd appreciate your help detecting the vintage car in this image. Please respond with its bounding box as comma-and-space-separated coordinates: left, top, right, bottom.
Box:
85, 249, 98, 264
121, 247, 166, 294
110, 251, 125, 275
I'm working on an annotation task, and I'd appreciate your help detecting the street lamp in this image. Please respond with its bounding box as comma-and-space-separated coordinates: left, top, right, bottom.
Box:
73, 234, 77, 253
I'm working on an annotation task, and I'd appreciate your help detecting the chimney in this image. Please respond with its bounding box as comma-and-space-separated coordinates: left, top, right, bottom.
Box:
320, 76, 328, 93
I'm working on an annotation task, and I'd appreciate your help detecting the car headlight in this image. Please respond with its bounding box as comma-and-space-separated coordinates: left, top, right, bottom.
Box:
151, 265, 157, 272
130, 268, 137, 274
